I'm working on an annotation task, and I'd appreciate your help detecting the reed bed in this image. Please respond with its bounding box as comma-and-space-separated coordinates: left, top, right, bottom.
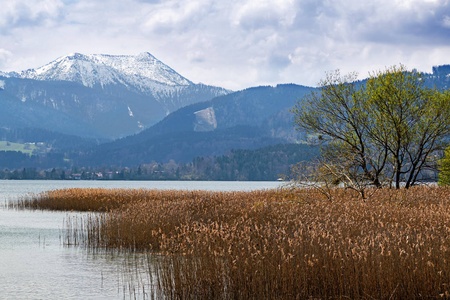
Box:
15, 186, 450, 299
15, 188, 161, 212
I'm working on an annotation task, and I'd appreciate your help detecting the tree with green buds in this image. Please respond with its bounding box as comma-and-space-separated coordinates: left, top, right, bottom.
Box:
292, 65, 450, 191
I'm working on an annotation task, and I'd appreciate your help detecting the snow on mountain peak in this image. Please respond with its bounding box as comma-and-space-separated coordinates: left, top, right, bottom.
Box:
15, 52, 193, 89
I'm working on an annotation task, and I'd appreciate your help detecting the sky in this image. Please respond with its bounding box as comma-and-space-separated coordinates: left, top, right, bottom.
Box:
1, 0, 450, 91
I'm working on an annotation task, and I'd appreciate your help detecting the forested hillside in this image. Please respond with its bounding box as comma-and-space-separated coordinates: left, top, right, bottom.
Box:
75, 84, 313, 166
0, 143, 318, 181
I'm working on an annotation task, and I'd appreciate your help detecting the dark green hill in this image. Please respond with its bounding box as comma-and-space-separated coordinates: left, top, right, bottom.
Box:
0, 127, 103, 151
0, 76, 228, 139
127, 84, 311, 139
76, 84, 314, 166
191, 143, 319, 181
3, 64, 450, 170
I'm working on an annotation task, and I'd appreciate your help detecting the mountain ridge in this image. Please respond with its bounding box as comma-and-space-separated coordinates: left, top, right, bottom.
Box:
75, 84, 313, 166
2, 58, 450, 170
10, 52, 193, 89
74, 66, 450, 166
0, 52, 230, 138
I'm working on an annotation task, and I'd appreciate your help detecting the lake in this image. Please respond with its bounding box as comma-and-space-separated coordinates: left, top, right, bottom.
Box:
0, 180, 282, 299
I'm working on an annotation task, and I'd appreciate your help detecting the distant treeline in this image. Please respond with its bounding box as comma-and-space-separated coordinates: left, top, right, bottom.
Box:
0, 151, 67, 170
0, 143, 318, 181
191, 143, 317, 180
0, 127, 103, 151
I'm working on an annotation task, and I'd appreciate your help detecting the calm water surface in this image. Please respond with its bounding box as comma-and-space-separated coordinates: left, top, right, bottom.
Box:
0, 180, 282, 299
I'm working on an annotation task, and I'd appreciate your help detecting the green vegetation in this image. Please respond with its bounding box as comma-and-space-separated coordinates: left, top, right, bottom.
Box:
0, 141, 38, 155
191, 143, 317, 180
439, 145, 450, 186
292, 65, 450, 191
0, 143, 317, 180
0, 127, 102, 151
14, 187, 450, 299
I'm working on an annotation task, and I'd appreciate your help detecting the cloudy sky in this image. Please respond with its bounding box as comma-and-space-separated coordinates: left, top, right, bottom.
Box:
1, 0, 450, 90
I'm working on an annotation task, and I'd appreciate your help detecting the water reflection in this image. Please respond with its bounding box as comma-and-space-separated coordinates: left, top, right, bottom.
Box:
0, 208, 154, 299
0, 180, 281, 299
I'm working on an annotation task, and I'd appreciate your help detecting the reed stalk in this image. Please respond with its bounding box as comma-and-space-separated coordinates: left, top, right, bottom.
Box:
15, 186, 450, 299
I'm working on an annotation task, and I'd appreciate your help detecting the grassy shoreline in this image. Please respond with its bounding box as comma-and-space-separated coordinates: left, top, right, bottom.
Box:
14, 187, 450, 299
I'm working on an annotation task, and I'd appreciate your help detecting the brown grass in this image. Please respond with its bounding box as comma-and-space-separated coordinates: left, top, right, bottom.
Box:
15, 186, 450, 299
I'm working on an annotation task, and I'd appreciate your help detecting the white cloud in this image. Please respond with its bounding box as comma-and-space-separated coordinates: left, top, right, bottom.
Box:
232, 0, 296, 30
0, 0, 63, 32
142, 1, 207, 33
1, 0, 450, 89
0, 49, 12, 69
442, 15, 450, 28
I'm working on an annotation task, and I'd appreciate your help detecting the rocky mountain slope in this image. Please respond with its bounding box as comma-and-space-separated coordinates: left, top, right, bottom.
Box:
75, 65, 450, 167
2, 62, 450, 170
15, 52, 192, 88
76, 84, 315, 165
1, 53, 229, 138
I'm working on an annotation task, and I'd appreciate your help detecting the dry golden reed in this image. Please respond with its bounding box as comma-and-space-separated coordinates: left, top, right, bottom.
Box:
16, 186, 450, 299
14, 188, 154, 211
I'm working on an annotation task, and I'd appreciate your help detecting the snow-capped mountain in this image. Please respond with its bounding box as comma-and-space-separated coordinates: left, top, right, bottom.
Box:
15, 52, 192, 90
0, 52, 230, 139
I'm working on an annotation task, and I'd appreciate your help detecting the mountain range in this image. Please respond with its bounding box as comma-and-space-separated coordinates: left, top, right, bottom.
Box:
76, 84, 314, 166
1, 54, 450, 172
75, 65, 450, 167
0, 52, 229, 139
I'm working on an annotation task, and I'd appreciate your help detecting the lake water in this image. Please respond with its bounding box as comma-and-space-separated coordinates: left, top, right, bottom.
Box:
0, 180, 282, 299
